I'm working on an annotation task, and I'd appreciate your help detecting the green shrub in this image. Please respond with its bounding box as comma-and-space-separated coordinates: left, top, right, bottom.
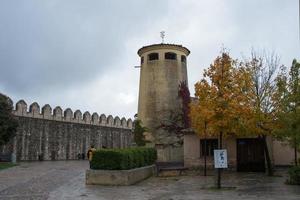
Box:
133, 119, 147, 146
90, 147, 157, 170
287, 166, 300, 185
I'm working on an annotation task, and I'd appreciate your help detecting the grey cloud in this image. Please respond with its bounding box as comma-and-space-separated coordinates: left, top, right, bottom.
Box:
0, 0, 298, 118
0, 0, 167, 95
228, 0, 299, 65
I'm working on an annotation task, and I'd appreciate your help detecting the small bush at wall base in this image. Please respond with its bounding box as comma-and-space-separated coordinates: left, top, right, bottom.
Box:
287, 166, 300, 185
0, 162, 17, 170
90, 147, 157, 170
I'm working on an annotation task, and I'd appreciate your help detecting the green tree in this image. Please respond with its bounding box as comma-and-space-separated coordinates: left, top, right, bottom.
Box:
0, 93, 18, 145
274, 59, 300, 166
133, 119, 147, 146
243, 51, 282, 176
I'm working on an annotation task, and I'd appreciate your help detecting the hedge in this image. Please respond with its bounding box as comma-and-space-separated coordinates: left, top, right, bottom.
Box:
287, 166, 300, 185
90, 147, 157, 170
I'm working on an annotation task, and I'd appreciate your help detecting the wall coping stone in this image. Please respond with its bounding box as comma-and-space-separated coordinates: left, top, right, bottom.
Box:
86, 165, 155, 185
13, 100, 133, 129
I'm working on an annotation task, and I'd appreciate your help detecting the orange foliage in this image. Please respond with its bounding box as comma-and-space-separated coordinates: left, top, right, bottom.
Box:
190, 52, 254, 138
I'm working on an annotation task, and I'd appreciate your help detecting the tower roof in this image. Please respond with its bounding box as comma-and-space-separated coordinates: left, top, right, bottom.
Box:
137, 43, 190, 56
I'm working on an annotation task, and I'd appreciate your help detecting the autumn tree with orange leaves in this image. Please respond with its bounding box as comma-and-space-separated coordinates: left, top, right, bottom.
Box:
190, 51, 253, 188
191, 49, 285, 179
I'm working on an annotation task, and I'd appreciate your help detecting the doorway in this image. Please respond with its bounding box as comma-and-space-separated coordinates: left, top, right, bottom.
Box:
237, 138, 265, 172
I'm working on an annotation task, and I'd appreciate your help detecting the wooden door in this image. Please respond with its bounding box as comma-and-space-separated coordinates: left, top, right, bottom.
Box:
237, 138, 265, 172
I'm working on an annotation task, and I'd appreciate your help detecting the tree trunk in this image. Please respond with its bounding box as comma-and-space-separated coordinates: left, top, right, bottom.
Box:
204, 122, 207, 176
262, 135, 273, 176
294, 138, 298, 166
295, 147, 298, 166
204, 139, 207, 176
217, 131, 223, 189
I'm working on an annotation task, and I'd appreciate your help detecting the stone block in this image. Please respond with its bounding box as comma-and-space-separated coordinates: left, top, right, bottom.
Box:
86, 165, 155, 185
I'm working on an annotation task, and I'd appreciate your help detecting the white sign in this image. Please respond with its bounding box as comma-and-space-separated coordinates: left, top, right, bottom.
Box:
214, 149, 228, 168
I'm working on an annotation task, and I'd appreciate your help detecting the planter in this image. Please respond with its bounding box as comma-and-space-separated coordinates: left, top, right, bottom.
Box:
86, 165, 155, 185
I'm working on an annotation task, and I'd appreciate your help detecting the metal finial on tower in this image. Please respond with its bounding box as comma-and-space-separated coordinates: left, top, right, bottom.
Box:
160, 31, 165, 43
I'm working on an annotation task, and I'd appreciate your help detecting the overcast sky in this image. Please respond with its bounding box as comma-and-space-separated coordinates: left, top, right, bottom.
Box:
0, 0, 299, 119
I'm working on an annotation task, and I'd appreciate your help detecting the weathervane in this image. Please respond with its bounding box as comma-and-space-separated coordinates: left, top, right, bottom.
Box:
160, 31, 165, 43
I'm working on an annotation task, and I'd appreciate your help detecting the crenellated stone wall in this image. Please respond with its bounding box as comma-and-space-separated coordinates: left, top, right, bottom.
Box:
0, 100, 133, 161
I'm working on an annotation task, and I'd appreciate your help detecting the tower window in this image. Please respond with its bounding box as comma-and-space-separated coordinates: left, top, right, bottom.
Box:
141, 56, 144, 64
181, 55, 186, 63
148, 53, 159, 61
165, 52, 177, 60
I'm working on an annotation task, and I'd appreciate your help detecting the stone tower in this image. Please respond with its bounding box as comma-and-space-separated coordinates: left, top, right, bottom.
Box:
137, 43, 190, 162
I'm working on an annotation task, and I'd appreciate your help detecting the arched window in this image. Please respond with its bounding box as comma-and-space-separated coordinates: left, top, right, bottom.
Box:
165, 52, 177, 60
148, 53, 159, 61
181, 55, 186, 63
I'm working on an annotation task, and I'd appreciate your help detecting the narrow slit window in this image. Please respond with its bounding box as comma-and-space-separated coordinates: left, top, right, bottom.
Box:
141, 56, 144, 64
148, 53, 159, 61
181, 55, 186, 63
165, 52, 177, 60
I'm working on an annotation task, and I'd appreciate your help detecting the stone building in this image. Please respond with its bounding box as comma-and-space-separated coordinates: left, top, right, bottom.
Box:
136, 42, 296, 170
137, 43, 190, 162
0, 100, 133, 161
1, 42, 295, 170
184, 133, 296, 171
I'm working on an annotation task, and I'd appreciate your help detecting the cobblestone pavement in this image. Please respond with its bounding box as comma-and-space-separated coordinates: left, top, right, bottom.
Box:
0, 161, 299, 200
0, 161, 88, 200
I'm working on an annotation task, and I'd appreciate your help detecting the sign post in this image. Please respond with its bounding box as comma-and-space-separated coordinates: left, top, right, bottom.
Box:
214, 149, 228, 188
214, 149, 228, 169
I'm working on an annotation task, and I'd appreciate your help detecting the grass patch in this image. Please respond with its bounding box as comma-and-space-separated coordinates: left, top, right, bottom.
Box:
0, 162, 17, 170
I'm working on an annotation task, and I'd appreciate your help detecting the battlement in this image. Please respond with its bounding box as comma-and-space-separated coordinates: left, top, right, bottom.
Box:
13, 100, 133, 129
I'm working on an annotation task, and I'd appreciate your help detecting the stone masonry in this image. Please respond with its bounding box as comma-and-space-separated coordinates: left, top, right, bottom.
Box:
137, 43, 190, 162
0, 100, 133, 161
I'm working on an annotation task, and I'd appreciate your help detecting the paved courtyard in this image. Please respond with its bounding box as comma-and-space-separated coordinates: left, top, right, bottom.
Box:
0, 161, 299, 200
